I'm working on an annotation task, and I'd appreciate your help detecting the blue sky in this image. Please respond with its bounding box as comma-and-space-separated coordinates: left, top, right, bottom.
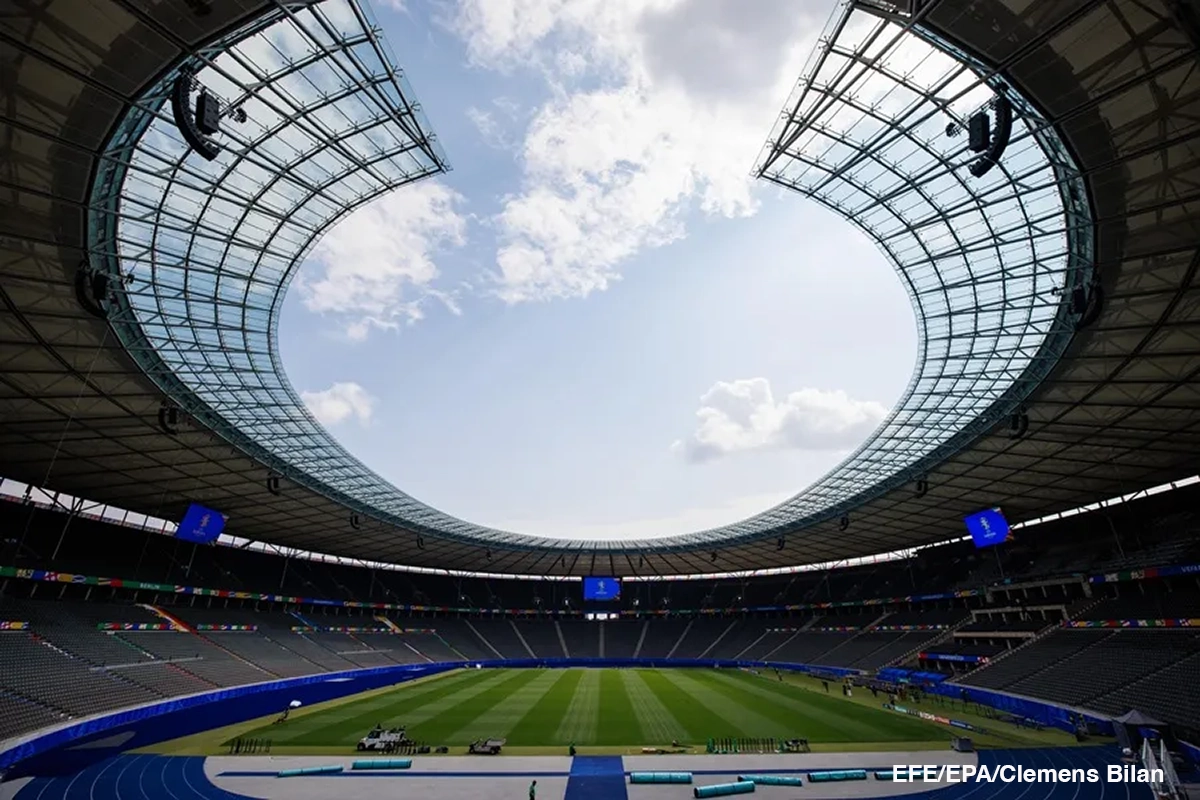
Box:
279, 0, 917, 540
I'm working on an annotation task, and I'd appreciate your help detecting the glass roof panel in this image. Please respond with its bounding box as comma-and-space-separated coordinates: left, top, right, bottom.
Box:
86, 0, 1092, 554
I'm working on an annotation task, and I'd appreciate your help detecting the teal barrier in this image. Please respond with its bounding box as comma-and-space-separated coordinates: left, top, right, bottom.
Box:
276, 765, 344, 777
630, 771, 693, 784
874, 769, 933, 781
351, 758, 412, 770
738, 774, 803, 786
806, 769, 867, 782
694, 781, 755, 797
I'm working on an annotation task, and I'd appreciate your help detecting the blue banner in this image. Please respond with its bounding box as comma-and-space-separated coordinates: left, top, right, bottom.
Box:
919, 652, 988, 663
175, 503, 226, 543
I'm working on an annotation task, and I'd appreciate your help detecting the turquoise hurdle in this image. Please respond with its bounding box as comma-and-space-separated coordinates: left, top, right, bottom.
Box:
276, 765, 344, 777
806, 769, 867, 782
694, 781, 755, 797
738, 774, 803, 786
629, 771, 693, 784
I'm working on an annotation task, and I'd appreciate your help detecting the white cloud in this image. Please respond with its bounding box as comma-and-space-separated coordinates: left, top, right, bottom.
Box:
301, 382, 376, 427
497, 490, 794, 540
466, 106, 504, 147
452, 0, 825, 304
296, 181, 468, 340
674, 378, 888, 463
466, 97, 523, 150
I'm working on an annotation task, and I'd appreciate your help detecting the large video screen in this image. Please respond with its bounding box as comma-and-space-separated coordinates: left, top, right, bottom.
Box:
175, 503, 227, 544
964, 507, 1011, 549
583, 577, 620, 601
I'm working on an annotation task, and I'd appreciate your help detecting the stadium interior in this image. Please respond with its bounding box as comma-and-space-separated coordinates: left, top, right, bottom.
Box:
2, 480, 1200, 748
2, 0, 1200, 797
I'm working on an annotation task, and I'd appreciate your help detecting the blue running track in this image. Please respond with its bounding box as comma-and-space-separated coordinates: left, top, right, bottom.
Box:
882, 747, 1152, 800
12, 754, 256, 800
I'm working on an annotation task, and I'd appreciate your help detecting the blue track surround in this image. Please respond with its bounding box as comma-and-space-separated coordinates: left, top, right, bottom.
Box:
565, 756, 628, 800
10, 748, 1154, 800
0, 657, 1108, 780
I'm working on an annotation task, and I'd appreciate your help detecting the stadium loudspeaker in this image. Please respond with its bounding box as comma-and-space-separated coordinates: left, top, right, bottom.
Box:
195, 90, 222, 135
914, 478, 928, 498
416, 536, 425, 550
776, 537, 785, 551
1074, 284, 1105, 331
266, 474, 281, 496
170, 66, 220, 161
74, 262, 107, 319
969, 92, 1012, 177
90, 271, 110, 307
967, 111, 990, 152
991, 95, 1013, 155
838, 515, 849, 532
350, 513, 361, 529
1070, 286, 1088, 314
157, 404, 180, 436
1008, 411, 1029, 439
711, 551, 718, 562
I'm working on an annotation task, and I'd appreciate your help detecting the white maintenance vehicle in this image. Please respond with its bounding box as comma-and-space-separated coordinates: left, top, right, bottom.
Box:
356, 727, 409, 752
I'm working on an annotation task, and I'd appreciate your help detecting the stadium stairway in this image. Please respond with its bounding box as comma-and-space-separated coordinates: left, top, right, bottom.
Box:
887, 614, 975, 668
464, 619, 505, 658
632, 621, 649, 658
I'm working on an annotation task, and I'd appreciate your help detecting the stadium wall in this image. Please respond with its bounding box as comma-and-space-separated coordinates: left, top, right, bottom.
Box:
0, 662, 453, 779
0, 657, 853, 778
0, 657, 1098, 780
930, 684, 1114, 736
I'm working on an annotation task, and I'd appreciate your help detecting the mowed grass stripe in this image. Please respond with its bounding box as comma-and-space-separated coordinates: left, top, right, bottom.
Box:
619, 669, 690, 745
658, 669, 792, 738
595, 669, 641, 746
554, 668, 601, 744
505, 668, 579, 745
408, 669, 548, 745
706, 670, 876, 735
267, 668, 525, 745
638, 669, 747, 741
707, 669, 936, 742
230, 667, 987, 752
443, 669, 563, 742
237, 669, 482, 744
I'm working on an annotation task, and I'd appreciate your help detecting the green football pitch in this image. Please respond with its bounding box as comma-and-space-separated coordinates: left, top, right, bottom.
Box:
211, 667, 1072, 754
